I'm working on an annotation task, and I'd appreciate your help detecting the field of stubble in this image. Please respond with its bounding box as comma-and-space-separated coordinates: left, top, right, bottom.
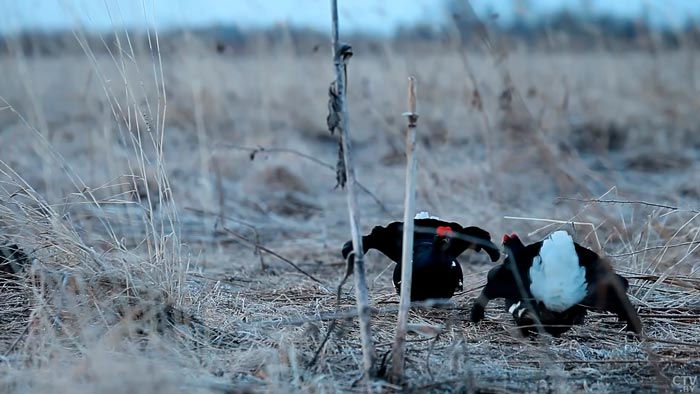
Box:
0, 37, 699, 393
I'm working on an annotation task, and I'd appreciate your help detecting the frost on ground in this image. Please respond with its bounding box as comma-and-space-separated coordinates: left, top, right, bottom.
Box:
0, 36, 699, 393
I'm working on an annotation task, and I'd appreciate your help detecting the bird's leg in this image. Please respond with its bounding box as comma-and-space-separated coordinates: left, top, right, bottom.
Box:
470, 292, 490, 323
470, 265, 520, 323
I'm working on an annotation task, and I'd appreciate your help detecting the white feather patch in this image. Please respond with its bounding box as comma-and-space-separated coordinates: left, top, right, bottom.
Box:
529, 231, 587, 312
414, 211, 441, 220
508, 301, 521, 314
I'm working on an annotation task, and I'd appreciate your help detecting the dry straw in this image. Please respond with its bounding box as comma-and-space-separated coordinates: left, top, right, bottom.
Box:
329, 0, 375, 386
1, 1, 699, 393
391, 76, 419, 383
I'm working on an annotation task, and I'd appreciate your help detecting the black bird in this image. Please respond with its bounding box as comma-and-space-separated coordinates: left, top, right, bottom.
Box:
342, 212, 500, 301
470, 231, 642, 336
0, 243, 29, 278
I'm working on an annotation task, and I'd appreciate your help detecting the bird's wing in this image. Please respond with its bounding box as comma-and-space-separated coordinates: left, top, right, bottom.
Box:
341, 221, 404, 264
581, 256, 643, 334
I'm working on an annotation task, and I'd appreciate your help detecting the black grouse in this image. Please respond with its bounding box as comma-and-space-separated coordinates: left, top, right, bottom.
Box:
342, 212, 500, 301
470, 231, 642, 336
0, 243, 28, 278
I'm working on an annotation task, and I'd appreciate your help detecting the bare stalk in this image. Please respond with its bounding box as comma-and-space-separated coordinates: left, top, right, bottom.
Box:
329, 0, 375, 384
391, 77, 419, 383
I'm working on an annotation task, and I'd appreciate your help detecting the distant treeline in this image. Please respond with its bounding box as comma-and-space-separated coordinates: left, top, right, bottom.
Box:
401, 8, 700, 51
2, 10, 699, 57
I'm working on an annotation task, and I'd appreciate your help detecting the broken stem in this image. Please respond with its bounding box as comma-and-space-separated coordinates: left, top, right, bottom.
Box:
330, 0, 375, 385
391, 76, 419, 383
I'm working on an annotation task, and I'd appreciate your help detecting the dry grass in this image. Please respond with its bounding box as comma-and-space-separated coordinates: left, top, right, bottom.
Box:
0, 25, 699, 393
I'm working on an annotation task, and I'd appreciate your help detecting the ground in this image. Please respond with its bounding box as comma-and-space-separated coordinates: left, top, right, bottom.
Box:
0, 34, 699, 393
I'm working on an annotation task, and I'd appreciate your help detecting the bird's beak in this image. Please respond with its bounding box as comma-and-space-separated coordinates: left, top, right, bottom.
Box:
441, 236, 451, 251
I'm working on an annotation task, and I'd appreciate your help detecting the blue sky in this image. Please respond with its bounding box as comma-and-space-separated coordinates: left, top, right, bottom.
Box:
1, 0, 698, 35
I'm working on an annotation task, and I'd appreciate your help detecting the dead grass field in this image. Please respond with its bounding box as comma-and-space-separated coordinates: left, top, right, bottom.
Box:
0, 33, 699, 393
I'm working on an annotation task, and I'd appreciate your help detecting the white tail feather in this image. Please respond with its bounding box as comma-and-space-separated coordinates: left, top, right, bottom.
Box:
529, 231, 587, 312
414, 211, 441, 220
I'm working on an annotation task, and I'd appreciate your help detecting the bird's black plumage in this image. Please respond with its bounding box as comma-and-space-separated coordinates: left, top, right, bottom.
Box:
0, 243, 28, 278
470, 232, 642, 336
342, 216, 500, 301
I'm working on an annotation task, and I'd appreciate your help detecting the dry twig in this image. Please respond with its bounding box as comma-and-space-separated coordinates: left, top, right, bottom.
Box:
220, 225, 322, 284
557, 197, 698, 213
217, 144, 392, 215
391, 76, 419, 384
329, 0, 375, 384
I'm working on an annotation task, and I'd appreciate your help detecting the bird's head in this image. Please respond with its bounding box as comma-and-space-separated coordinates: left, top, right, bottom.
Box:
502, 232, 519, 244
434, 225, 454, 251
502, 232, 526, 255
